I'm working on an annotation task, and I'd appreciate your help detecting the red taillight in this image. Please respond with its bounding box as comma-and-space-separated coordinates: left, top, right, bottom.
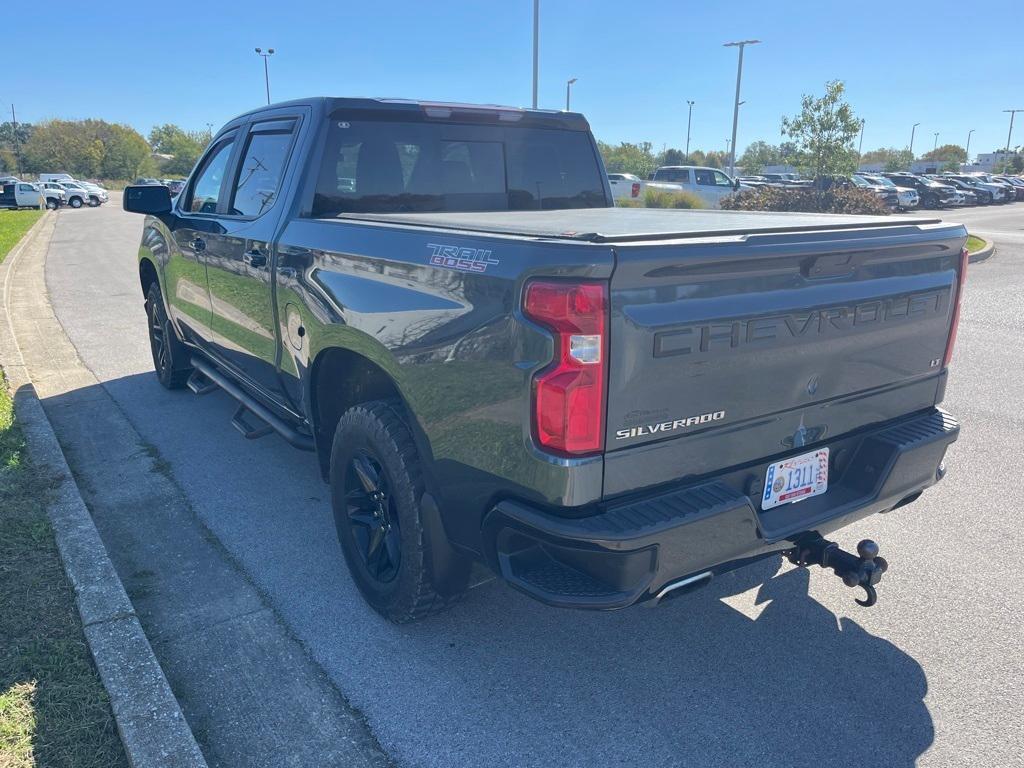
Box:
631, 182, 640, 198
523, 280, 608, 456
943, 246, 969, 367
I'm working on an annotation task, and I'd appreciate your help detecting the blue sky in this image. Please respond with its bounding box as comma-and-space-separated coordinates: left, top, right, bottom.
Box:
6, 0, 1021, 159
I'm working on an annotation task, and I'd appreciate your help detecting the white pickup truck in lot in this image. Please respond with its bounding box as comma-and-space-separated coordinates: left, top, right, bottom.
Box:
1, 181, 45, 209
608, 172, 706, 204
649, 165, 745, 208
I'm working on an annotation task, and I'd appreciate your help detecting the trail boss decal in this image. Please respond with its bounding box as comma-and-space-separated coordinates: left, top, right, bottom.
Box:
427, 243, 500, 273
615, 410, 725, 440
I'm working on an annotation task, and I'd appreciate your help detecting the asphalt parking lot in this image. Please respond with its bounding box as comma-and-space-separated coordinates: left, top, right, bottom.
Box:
28, 199, 1024, 767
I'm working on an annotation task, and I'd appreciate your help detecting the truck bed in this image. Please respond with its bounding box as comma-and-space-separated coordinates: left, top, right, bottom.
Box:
339, 207, 944, 243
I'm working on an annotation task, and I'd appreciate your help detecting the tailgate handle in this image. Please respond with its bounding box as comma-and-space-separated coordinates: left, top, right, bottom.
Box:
804, 253, 855, 279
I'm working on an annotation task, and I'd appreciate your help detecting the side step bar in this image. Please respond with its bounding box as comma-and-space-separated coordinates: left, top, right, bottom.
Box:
189, 356, 315, 452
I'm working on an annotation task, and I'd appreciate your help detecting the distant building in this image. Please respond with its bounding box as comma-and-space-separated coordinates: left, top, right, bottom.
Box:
962, 151, 1021, 173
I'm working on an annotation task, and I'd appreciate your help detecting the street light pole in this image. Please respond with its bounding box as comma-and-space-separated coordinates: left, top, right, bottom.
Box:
857, 118, 865, 156
565, 78, 577, 111
966, 129, 975, 162
723, 39, 760, 176
532, 0, 539, 108
1004, 109, 1023, 155
10, 104, 20, 174
933, 132, 939, 151
909, 122, 920, 156
685, 100, 694, 162
255, 47, 275, 105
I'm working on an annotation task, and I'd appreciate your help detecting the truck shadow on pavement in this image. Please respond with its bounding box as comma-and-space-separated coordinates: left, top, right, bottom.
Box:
39, 373, 934, 768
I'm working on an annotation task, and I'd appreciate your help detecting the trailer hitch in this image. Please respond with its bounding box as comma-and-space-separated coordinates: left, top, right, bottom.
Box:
786, 535, 888, 607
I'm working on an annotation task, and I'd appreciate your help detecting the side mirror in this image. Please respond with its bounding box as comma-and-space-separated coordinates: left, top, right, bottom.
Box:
123, 184, 172, 215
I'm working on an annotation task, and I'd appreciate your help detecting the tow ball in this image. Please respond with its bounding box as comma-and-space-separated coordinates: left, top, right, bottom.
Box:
785, 535, 889, 607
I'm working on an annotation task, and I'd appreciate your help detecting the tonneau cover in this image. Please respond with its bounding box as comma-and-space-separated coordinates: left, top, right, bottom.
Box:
337, 207, 944, 243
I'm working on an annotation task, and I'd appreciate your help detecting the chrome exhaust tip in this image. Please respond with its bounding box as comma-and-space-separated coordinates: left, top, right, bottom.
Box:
644, 571, 714, 607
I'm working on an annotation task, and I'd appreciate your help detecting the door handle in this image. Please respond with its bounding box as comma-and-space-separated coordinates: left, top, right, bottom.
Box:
243, 248, 267, 268
190, 237, 206, 252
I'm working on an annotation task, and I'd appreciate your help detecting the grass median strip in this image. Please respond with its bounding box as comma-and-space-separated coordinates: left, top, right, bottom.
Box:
966, 234, 985, 254
0, 371, 128, 767
0, 211, 45, 265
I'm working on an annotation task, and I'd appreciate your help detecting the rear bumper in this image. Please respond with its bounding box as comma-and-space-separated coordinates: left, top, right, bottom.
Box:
482, 408, 958, 609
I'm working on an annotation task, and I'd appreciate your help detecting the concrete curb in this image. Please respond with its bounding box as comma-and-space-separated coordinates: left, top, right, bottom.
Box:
968, 237, 995, 264
0, 213, 208, 768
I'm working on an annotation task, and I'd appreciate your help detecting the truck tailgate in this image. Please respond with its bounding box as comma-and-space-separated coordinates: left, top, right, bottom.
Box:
603, 222, 967, 497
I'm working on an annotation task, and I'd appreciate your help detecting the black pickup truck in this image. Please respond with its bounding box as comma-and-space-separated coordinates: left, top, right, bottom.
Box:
123, 97, 966, 622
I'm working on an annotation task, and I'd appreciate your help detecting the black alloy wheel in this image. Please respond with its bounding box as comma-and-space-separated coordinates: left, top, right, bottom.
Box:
149, 298, 171, 379
344, 449, 402, 583
145, 282, 190, 389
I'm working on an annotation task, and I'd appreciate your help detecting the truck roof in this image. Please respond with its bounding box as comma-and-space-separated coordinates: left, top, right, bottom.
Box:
339, 208, 946, 243
232, 96, 591, 131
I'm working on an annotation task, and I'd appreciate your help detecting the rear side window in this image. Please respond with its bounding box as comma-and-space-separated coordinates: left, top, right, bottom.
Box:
230, 124, 294, 217
187, 138, 235, 214
655, 169, 689, 183
312, 119, 607, 216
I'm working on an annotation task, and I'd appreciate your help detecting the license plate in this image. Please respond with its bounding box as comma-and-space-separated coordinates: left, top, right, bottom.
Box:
761, 448, 829, 510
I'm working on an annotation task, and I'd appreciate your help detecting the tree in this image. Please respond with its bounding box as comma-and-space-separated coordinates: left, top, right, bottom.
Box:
597, 140, 659, 178
737, 141, 784, 174
702, 150, 729, 169
781, 80, 861, 179
149, 124, 211, 176
859, 147, 914, 172
920, 144, 966, 164
22, 119, 155, 179
658, 148, 686, 166
0, 121, 34, 171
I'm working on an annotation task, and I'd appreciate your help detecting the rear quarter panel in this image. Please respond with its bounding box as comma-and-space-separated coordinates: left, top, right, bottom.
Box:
274, 218, 614, 553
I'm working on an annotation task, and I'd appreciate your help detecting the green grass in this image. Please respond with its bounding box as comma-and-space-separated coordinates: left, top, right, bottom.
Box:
966, 235, 986, 254
0, 372, 128, 767
0, 210, 44, 266
643, 188, 704, 209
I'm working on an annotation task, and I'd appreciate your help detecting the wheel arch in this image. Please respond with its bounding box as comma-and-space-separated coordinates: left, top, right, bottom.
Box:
309, 346, 420, 481
139, 257, 160, 297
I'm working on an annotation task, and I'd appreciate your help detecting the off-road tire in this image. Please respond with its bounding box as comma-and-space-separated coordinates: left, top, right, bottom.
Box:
69, 196, 83, 208
330, 399, 466, 623
45, 198, 58, 210
145, 281, 191, 389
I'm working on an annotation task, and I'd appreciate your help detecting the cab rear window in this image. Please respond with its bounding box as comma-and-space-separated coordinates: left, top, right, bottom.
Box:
312, 119, 607, 216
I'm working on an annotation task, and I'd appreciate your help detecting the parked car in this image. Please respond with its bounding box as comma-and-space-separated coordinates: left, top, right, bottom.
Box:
965, 173, 1016, 203
649, 165, 743, 207
166, 179, 186, 197
881, 173, 957, 208
51, 181, 91, 209
76, 180, 109, 206
858, 174, 919, 210
994, 175, 1024, 201
0, 181, 44, 209
847, 175, 899, 210
760, 173, 802, 184
134, 177, 164, 186
39, 172, 76, 183
0, 175, 20, 185
33, 183, 66, 209
737, 175, 769, 187
950, 174, 1007, 203
122, 97, 965, 621
937, 176, 994, 205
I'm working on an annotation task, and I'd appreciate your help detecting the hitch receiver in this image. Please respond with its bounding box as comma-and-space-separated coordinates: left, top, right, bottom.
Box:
786, 535, 888, 607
